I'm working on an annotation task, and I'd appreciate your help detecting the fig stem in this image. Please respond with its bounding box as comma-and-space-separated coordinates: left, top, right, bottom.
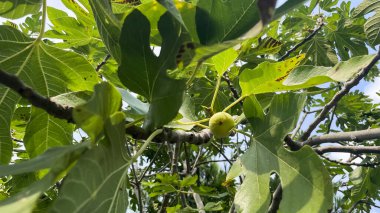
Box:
195, 123, 209, 129
210, 76, 222, 113
177, 118, 210, 125
222, 95, 247, 112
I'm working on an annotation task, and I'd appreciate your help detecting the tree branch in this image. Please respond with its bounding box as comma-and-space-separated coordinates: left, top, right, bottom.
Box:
300, 49, 380, 141
278, 23, 324, 61
0, 69, 74, 122
0, 68, 214, 145
268, 184, 282, 213
315, 146, 380, 155
126, 127, 213, 145
303, 128, 380, 146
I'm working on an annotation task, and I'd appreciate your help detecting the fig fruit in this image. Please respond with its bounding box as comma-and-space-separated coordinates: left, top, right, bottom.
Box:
209, 112, 235, 138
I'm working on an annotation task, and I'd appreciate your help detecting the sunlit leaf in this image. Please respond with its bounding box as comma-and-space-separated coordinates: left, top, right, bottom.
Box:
0, 0, 41, 19
212, 48, 238, 76
239, 54, 305, 96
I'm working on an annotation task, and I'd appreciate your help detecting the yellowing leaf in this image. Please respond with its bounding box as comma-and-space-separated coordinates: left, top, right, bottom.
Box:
239, 54, 305, 96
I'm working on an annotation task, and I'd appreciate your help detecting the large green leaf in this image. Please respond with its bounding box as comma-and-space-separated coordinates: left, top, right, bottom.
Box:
89, 0, 121, 62
184, 0, 305, 72
353, 0, 380, 46
0, 0, 41, 19
327, 19, 367, 61
45, 7, 96, 48
23, 108, 74, 158
0, 142, 89, 177
0, 143, 89, 213
196, 0, 261, 45
212, 48, 238, 76
73, 82, 122, 141
118, 10, 187, 130
239, 54, 305, 96
227, 93, 332, 212
51, 105, 130, 213
0, 26, 98, 164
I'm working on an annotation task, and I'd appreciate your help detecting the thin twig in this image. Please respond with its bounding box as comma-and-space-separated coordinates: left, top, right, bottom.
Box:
348, 200, 365, 213
96, 54, 111, 71
326, 106, 337, 134
315, 146, 380, 155
191, 149, 204, 176
278, 23, 324, 61
222, 72, 242, 106
300, 49, 380, 141
126, 143, 144, 213
291, 111, 308, 138
320, 155, 380, 168
347, 199, 380, 213
195, 159, 232, 167
211, 142, 233, 165
138, 143, 164, 182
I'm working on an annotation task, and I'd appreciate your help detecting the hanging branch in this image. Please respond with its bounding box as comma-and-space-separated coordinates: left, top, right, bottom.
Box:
0, 69, 74, 122
278, 23, 324, 61
300, 49, 380, 141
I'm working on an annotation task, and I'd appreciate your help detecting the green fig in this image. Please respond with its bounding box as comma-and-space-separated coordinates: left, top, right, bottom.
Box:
209, 112, 235, 138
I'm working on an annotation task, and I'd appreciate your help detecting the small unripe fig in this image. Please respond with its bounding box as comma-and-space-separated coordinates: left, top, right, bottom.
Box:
209, 112, 235, 138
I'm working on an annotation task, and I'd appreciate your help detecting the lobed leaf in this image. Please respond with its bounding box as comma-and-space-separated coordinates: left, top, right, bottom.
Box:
0, 26, 98, 164
353, 0, 380, 46
118, 10, 187, 130
227, 93, 332, 212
